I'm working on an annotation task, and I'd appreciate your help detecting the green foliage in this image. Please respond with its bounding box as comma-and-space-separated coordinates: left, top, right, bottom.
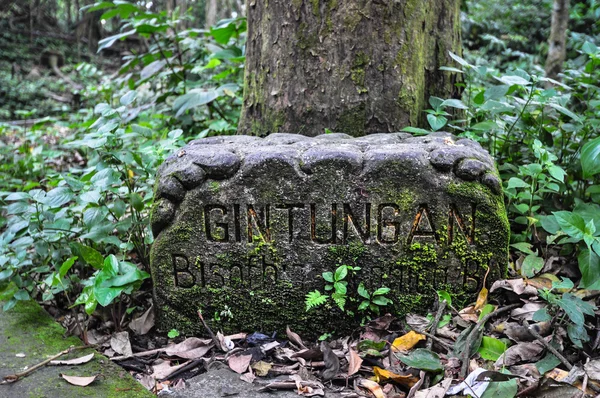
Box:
168, 329, 180, 339
478, 336, 508, 361
395, 349, 443, 372
537, 278, 597, 348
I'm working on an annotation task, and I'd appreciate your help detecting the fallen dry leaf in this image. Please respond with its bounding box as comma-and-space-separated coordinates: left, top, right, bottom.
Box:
60, 374, 98, 387
357, 378, 385, 398
585, 359, 600, 381
473, 267, 490, 311
292, 349, 323, 361
50, 353, 95, 366
391, 330, 426, 352
229, 354, 253, 374
217, 331, 234, 351
347, 349, 363, 376
129, 305, 155, 335
490, 279, 538, 296
152, 359, 191, 380
373, 366, 419, 388
252, 361, 273, 376
110, 331, 132, 357
406, 313, 430, 331
414, 378, 452, 398
495, 341, 545, 367
510, 302, 546, 321
240, 367, 256, 383
447, 368, 490, 397
458, 306, 479, 323
286, 326, 307, 349
164, 337, 213, 359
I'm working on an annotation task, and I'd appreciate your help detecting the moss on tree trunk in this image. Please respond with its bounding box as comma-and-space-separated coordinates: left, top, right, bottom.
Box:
238, 0, 462, 137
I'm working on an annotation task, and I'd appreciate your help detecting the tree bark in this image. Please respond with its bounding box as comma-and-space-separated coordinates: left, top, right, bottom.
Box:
545, 0, 570, 82
205, 0, 218, 27
66, 0, 72, 27
238, 0, 461, 137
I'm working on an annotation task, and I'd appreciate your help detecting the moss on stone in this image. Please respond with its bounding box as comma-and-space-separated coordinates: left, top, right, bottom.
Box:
335, 103, 367, 137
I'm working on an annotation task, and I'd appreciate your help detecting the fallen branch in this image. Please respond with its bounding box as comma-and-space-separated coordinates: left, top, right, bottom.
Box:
1, 345, 90, 384
427, 299, 448, 350
197, 310, 221, 350
521, 320, 572, 371
460, 304, 520, 378
110, 347, 165, 361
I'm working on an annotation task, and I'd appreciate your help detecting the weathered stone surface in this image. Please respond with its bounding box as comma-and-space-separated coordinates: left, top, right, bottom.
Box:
150, 132, 509, 337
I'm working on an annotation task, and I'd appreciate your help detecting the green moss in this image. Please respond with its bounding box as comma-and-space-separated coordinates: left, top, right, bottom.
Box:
336, 103, 366, 137
311, 0, 320, 16
343, 12, 362, 32
0, 298, 151, 397
350, 52, 369, 94
209, 181, 220, 194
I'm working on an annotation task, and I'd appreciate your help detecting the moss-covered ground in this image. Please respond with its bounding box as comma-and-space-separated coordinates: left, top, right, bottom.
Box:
0, 292, 152, 398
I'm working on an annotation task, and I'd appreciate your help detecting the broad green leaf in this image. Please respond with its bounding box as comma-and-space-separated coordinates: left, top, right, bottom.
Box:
210, 23, 236, 44
478, 304, 496, 320
322, 272, 334, 283
535, 352, 561, 374
14, 289, 30, 301
401, 126, 431, 136
59, 256, 78, 279
548, 165, 566, 182
373, 287, 390, 296
396, 348, 443, 372
437, 290, 452, 306
80, 190, 101, 204
441, 99, 468, 110
510, 242, 534, 255
557, 293, 596, 327
579, 249, 600, 290
478, 336, 507, 361
43, 187, 74, 208
427, 114, 447, 131
554, 211, 587, 240
140, 59, 167, 80
120, 90, 137, 106
173, 89, 219, 117
582, 136, 600, 178
357, 283, 370, 299
521, 253, 544, 277
480, 378, 518, 398
471, 121, 498, 131
484, 85, 509, 101
547, 103, 581, 122
357, 340, 386, 352
334, 265, 348, 281
532, 308, 552, 322
130, 193, 144, 212
507, 177, 529, 189
495, 75, 531, 86
567, 323, 590, 348
448, 52, 471, 68
97, 30, 135, 53
74, 243, 104, 270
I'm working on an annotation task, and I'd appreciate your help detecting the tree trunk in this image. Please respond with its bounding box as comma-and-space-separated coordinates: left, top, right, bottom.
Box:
205, 0, 218, 27
238, 0, 461, 137
545, 0, 570, 82
66, 0, 72, 27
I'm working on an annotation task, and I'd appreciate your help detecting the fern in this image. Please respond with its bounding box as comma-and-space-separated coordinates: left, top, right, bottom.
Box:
305, 290, 327, 311
331, 292, 347, 311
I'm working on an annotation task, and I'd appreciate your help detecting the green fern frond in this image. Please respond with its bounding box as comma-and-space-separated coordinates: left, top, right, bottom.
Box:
305, 290, 327, 311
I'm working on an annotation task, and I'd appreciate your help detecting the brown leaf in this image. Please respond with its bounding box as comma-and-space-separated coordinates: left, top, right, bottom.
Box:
495, 341, 545, 367
129, 305, 155, 335
414, 378, 452, 398
228, 354, 253, 374
585, 359, 600, 381
240, 367, 256, 383
217, 331, 234, 351
373, 366, 419, 388
490, 279, 538, 296
252, 360, 273, 376
50, 353, 95, 366
357, 378, 385, 398
391, 331, 426, 352
110, 331, 132, 357
474, 267, 490, 311
292, 349, 323, 361
347, 349, 362, 377
406, 313, 430, 331
60, 374, 98, 387
458, 306, 479, 323
286, 326, 307, 349
320, 341, 340, 381
164, 337, 213, 359
152, 360, 191, 380
511, 302, 546, 321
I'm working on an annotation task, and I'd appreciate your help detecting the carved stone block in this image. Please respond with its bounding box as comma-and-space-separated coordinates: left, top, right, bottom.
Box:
150, 132, 509, 336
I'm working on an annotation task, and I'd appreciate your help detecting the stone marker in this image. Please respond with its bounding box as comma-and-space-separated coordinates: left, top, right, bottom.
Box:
150, 132, 508, 336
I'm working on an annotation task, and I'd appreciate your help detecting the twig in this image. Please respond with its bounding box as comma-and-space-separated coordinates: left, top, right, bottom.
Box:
1, 345, 90, 384
521, 320, 572, 370
460, 304, 520, 378
111, 347, 166, 361
158, 358, 204, 382
412, 329, 452, 351
198, 310, 221, 349
407, 370, 426, 398
427, 300, 447, 350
